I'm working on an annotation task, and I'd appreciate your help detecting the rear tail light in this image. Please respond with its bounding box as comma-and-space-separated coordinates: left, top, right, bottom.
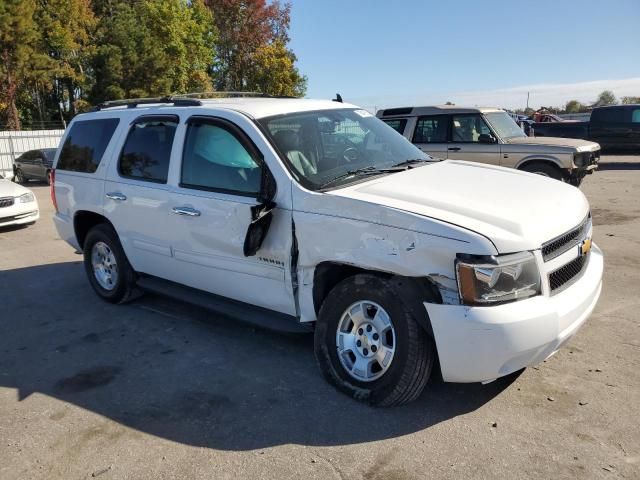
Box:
50, 169, 58, 212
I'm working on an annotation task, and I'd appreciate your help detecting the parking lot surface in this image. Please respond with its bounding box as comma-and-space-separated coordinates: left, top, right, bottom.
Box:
1, 156, 639, 479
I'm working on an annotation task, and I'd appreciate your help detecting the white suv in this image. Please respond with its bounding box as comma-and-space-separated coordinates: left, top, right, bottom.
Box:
51, 96, 603, 406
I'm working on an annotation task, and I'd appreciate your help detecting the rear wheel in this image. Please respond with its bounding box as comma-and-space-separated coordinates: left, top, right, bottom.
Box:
520, 162, 566, 182
46, 170, 52, 185
314, 274, 434, 407
83, 224, 136, 303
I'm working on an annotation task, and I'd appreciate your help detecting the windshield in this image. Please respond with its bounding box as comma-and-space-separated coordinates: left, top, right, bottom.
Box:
484, 112, 527, 139
259, 108, 430, 190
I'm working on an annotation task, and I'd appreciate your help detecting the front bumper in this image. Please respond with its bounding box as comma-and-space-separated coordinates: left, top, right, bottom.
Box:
0, 202, 39, 227
425, 243, 603, 383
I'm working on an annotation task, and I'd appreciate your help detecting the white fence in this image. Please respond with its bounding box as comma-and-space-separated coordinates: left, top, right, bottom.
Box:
0, 129, 65, 179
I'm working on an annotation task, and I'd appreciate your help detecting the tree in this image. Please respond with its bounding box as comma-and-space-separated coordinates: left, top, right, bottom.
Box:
90, 0, 216, 102
36, 0, 97, 119
206, 0, 306, 96
621, 96, 640, 104
595, 90, 617, 107
564, 100, 584, 114
0, 0, 50, 129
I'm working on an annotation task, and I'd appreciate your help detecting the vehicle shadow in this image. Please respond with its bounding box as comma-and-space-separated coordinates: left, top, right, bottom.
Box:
0, 262, 519, 450
598, 162, 640, 171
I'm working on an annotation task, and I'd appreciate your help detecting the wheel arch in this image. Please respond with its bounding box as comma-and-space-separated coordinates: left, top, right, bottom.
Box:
73, 210, 116, 249
515, 156, 566, 171
312, 261, 442, 339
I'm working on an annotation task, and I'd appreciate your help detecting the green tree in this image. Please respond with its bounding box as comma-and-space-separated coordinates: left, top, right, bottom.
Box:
0, 0, 50, 129
564, 99, 584, 114
621, 96, 640, 104
36, 0, 96, 119
90, 0, 216, 102
206, 0, 306, 96
595, 90, 617, 106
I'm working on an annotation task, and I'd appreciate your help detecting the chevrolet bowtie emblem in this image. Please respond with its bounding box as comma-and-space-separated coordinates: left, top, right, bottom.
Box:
580, 238, 592, 256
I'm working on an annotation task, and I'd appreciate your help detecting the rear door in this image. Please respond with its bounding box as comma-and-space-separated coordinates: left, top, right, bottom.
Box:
589, 107, 629, 149
411, 115, 450, 159
103, 114, 178, 279
167, 114, 295, 315
447, 114, 500, 165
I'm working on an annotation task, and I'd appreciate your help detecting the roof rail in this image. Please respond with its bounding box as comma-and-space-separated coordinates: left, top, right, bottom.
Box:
92, 96, 203, 111
173, 91, 297, 99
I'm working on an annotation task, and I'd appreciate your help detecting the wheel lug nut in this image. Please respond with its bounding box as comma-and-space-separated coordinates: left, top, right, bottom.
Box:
358, 328, 363, 335
373, 333, 379, 340
366, 325, 372, 332
363, 348, 368, 356
356, 340, 362, 347
371, 345, 377, 353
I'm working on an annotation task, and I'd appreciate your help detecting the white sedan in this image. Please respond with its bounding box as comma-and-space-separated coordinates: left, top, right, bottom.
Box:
0, 179, 39, 228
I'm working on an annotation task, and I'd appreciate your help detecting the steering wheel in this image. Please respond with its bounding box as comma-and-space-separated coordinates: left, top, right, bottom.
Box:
342, 147, 360, 162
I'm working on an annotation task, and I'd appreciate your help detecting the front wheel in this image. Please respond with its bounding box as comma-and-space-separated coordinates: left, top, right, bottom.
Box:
83, 224, 136, 303
520, 162, 566, 182
14, 169, 25, 184
314, 274, 434, 407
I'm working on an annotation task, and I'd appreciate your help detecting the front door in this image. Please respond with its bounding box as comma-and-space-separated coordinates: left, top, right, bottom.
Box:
168, 115, 295, 316
447, 114, 501, 165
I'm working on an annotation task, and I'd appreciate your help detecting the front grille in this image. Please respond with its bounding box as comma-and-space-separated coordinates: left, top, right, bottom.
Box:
0, 196, 15, 208
542, 216, 590, 262
549, 253, 589, 294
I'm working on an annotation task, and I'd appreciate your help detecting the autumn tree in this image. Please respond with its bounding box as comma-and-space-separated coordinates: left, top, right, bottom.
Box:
0, 0, 50, 129
90, 0, 216, 102
205, 0, 306, 96
621, 96, 640, 104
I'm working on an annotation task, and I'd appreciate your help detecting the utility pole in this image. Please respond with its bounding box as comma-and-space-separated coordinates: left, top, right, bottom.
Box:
526, 91, 530, 110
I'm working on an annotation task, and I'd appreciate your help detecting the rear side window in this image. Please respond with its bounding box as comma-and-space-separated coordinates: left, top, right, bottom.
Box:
591, 108, 627, 123
382, 119, 407, 134
119, 116, 178, 183
413, 116, 448, 143
57, 119, 119, 173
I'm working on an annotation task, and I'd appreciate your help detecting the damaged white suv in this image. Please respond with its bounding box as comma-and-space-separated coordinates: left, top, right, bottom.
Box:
52, 96, 603, 406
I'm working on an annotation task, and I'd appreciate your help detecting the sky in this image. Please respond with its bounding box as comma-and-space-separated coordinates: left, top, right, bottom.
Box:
288, 0, 640, 111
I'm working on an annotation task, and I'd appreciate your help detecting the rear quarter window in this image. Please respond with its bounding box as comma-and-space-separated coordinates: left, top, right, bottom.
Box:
591, 108, 627, 123
382, 119, 407, 134
57, 118, 120, 173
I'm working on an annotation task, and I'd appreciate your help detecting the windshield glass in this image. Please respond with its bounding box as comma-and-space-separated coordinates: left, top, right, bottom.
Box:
259, 108, 430, 190
484, 112, 527, 139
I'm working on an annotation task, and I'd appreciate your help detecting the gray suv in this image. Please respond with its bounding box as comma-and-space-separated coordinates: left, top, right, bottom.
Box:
377, 106, 600, 186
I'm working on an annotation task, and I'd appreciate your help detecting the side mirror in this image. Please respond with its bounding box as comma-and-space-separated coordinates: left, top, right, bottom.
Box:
243, 167, 277, 257
478, 134, 497, 144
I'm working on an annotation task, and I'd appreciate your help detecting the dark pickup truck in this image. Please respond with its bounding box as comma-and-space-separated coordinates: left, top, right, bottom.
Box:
533, 104, 640, 152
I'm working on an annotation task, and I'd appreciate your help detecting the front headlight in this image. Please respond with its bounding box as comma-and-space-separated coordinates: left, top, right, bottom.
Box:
456, 251, 540, 305
18, 192, 35, 203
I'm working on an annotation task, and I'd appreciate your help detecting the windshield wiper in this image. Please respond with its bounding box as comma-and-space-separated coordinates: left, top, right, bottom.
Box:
391, 158, 434, 168
319, 166, 403, 189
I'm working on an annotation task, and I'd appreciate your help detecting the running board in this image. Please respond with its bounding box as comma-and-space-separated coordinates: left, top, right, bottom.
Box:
136, 275, 312, 334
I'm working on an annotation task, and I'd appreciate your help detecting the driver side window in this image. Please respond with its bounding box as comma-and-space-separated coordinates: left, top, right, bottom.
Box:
451, 115, 493, 143
181, 121, 261, 195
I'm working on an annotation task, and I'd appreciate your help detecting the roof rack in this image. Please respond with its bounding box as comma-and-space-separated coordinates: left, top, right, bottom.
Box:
92, 96, 202, 111
174, 91, 297, 99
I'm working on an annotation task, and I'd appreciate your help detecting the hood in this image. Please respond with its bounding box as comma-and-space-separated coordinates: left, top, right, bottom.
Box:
506, 136, 599, 151
0, 179, 33, 198
331, 160, 589, 253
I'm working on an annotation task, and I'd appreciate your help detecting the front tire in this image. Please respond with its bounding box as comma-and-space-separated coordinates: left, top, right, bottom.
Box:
314, 274, 434, 407
14, 169, 25, 184
83, 224, 136, 303
520, 161, 566, 182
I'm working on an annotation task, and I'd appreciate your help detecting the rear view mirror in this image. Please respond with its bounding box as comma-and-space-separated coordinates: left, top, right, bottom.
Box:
478, 134, 497, 144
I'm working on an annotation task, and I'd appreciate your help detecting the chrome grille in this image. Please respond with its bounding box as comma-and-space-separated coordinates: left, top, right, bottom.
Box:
542, 215, 590, 262
549, 253, 589, 295
0, 196, 15, 208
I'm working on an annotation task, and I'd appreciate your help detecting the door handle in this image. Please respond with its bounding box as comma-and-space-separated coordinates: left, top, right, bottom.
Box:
448, 147, 461, 151
105, 192, 127, 201
172, 206, 201, 217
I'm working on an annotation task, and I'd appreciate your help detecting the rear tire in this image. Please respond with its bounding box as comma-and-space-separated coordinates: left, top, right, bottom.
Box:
314, 274, 434, 407
83, 224, 136, 303
46, 170, 52, 185
520, 162, 566, 182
